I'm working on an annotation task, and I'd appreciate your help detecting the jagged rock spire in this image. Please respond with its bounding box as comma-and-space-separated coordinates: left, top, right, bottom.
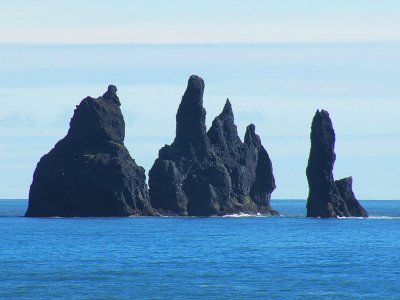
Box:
307, 109, 336, 179
306, 109, 368, 218
221, 98, 234, 118
208, 98, 241, 152
175, 75, 207, 144
245, 124, 276, 206
149, 76, 278, 216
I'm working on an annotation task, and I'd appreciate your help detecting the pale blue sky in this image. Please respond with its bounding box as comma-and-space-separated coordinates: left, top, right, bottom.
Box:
1, 0, 400, 43
0, 1, 399, 199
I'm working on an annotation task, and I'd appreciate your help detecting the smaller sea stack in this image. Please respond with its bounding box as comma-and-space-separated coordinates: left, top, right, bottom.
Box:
26, 85, 154, 217
306, 109, 368, 218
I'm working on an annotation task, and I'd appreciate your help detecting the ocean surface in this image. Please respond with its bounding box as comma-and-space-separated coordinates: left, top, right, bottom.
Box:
1, 200, 399, 299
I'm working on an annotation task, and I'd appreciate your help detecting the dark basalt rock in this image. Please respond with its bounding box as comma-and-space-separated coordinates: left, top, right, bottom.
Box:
244, 124, 277, 210
335, 177, 369, 217
149, 75, 278, 216
306, 109, 368, 218
25, 85, 154, 217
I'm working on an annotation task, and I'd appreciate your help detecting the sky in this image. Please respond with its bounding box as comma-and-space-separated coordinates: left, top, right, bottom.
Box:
1, 1, 400, 199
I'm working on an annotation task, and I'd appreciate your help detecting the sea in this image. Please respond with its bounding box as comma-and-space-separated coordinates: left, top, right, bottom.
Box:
0, 200, 399, 299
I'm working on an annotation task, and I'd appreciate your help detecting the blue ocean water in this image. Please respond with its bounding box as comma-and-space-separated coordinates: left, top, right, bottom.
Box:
0, 200, 399, 299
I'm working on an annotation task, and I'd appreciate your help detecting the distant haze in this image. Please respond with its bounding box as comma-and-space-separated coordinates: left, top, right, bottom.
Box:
1, 0, 400, 44
0, 1, 399, 199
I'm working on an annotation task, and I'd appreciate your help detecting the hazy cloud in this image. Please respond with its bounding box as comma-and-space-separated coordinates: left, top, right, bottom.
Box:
0, 113, 37, 128
1, 1, 400, 43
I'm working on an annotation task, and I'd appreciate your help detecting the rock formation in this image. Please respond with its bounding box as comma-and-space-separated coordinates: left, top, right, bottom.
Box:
335, 177, 369, 217
149, 75, 278, 216
306, 109, 368, 218
244, 124, 276, 209
25, 85, 154, 217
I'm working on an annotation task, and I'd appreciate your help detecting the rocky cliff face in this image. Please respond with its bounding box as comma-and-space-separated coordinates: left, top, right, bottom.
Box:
306, 109, 368, 218
149, 75, 278, 216
25, 85, 154, 217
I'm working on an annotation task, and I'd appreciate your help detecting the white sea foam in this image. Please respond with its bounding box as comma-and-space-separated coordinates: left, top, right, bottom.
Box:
222, 213, 263, 218
368, 216, 400, 220
336, 216, 400, 220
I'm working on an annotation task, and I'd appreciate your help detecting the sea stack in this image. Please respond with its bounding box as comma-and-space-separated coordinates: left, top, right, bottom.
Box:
306, 109, 368, 218
25, 85, 154, 217
148, 75, 278, 216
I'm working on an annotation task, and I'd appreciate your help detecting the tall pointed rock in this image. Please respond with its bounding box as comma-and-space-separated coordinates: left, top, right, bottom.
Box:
208, 99, 242, 153
149, 76, 278, 216
149, 75, 212, 215
306, 109, 368, 218
175, 75, 207, 145
25, 86, 154, 217
245, 124, 276, 210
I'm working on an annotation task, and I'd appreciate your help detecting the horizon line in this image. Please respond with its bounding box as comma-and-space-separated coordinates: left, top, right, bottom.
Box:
2, 198, 399, 201
1, 41, 400, 47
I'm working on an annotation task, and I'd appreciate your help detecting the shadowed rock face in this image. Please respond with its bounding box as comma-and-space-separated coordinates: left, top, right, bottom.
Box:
244, 124, 276, 208
25, 85, 154, 217
175, 75, 208, 145
149, 75, 278, 216
335, 177, 369, 217
306, 109, 368, 218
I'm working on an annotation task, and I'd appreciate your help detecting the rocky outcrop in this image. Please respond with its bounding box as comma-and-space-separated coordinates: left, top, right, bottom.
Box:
244, 124, 276, 209
25, 85, 154, 217
335, 177, 369, 217
149, 75, 278, 216
306, 109, 368, 218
